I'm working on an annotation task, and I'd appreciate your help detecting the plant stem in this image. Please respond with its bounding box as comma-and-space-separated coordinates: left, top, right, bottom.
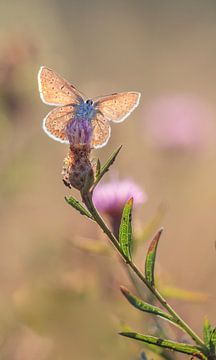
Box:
83, 192, 207, 354
111, 214, 170, 341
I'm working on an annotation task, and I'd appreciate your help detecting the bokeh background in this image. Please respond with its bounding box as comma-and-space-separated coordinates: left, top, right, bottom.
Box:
0, 0, 216, 359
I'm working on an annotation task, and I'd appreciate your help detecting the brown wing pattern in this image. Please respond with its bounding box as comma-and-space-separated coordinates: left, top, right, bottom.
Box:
91, 112, 111, 148
43, 105, 75, 143
94, 92, 140, 123
38, 66, 84, 106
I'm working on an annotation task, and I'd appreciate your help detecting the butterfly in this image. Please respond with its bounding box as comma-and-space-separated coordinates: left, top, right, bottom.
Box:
38, 66, 141, 148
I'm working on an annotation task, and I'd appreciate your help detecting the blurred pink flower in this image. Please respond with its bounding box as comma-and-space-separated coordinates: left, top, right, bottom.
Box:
143, 94, 214, 151
93, 179, 146, 216
93, 178, 146, 237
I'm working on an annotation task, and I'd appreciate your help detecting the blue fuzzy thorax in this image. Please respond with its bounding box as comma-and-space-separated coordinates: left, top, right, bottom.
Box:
75, 100, 96, 120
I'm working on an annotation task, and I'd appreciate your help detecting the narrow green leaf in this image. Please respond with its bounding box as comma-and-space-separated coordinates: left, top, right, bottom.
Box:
119, 332, 206, 359
120, 286, 175, 324
145, 228, 163, 286
119, 198, 133, 261
65, 196, 94, 221
96, 159, 101, 178
210, 328, 216, 346
203, 319, 216, 353
209, 328, 216, 354
203, 318, 212, 348
92, 145, 122, 189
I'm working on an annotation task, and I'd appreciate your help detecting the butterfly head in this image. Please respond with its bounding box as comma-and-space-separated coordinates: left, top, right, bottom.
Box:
86, 99, 93, 106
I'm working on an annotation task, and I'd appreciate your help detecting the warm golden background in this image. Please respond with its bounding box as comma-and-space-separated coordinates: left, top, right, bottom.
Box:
0, 1, 216, 359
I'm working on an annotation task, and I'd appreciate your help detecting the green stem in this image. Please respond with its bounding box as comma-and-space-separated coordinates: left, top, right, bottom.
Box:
104, 198, 171, 344
82, 192, 208, 355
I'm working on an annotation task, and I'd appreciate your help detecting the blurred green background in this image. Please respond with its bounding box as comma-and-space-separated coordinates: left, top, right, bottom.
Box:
0, 0, 216, 359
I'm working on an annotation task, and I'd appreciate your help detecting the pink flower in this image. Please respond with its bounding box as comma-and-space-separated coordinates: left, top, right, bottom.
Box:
143, 94, 214, 151
93, 178, 146, 236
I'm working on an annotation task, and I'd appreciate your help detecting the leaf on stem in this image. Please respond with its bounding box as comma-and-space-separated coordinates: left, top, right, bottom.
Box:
119, 332, 206, 359
119, 198, 133, 261
203, 318, 212, 348
210, 328, 216, 355
65, 196, 94, 221
211, 328, 216, 346
96, 159, 101, 178
92, 145, 122, 189
145, 228, 163, 286
203, 318, 216, 353
120, 286, 175, 324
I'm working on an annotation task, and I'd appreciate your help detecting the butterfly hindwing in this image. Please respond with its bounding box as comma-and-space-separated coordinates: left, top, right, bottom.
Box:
43, 105, 75, 143
93, 92, 141, 123
38, 66, 84, 106
91, 112, 111, 148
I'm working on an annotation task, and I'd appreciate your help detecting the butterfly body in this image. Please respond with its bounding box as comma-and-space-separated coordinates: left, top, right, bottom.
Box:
38, 66, 141, 148
75, 100, 97, 121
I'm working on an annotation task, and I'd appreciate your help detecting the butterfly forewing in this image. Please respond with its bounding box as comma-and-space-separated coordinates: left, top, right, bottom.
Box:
38, 66, 84, 106
94, 92, 140, 123
43, 105, 75, 143
91, 112, 111, 148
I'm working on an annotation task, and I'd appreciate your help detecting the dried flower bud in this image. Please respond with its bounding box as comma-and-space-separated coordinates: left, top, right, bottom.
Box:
62, 145, 94, 191
66, 117, 93, 147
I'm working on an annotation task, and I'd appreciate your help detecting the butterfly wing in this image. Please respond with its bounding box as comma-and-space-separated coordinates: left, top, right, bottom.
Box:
93, 92, 141, 123
91, 112, 111, 148
38, 66, 84, 106
43, 105, 75, 143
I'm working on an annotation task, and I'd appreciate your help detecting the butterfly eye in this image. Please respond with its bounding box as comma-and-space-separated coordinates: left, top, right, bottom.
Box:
86, 99, 93, 105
